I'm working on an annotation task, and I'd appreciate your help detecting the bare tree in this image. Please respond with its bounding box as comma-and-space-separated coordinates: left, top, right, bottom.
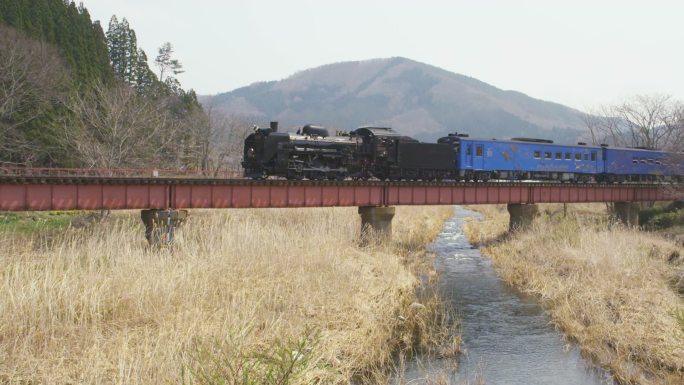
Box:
583, 94, 684, 151
62, 82, 181, 169
211, 113, 253, 175
177, 106, 252, 176
0, 25, 70, 164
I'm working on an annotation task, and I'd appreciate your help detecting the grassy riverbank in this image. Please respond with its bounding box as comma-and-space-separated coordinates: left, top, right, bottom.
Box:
464, 204, 684, 385
0, 211, 78, 233
0, 206, 454, 384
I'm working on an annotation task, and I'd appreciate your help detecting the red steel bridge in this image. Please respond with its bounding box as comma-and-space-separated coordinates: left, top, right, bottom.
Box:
0, 167, 674, 211
0, 167, 679, 243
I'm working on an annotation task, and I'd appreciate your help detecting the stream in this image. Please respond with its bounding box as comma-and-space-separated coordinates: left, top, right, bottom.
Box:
397, 207, 614, 385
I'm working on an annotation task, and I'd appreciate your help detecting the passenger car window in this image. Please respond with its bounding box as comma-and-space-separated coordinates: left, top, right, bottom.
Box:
555, 152, 561, 160
575, 153, 581, 160
476, 145, 483, 156
533, 151, 541, 159
466, 145, 472, 156
591, 152, 596, 161
565, 152, 571, 160
544, 152, 551, 159
583, 153, 588, 161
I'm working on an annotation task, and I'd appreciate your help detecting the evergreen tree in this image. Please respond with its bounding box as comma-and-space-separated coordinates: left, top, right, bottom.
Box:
133, 49, 158, 95
92, 21, 112, 83
0, 0, 113, 86
106, 16, 159, 95
0, 0, 25, 30
106, 16, 123, 78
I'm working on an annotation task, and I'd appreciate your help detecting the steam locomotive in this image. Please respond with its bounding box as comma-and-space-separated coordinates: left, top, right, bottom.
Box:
242, 122, 684, 182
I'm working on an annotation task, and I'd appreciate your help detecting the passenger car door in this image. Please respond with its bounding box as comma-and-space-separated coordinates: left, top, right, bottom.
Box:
464, 143, 473, 169
474, 144, 485, 170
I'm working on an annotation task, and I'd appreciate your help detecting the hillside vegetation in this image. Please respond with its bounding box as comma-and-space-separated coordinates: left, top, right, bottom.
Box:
0, 206, 455, 384
0, 0, 238, 172
465, 204, 684, 385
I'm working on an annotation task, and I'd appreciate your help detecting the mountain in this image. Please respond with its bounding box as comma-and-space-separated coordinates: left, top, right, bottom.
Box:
202, 57, 587, 143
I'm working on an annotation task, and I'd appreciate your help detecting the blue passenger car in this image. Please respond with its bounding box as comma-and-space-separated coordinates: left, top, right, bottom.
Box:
603, 147, 684, 181
455, 137, 604, 181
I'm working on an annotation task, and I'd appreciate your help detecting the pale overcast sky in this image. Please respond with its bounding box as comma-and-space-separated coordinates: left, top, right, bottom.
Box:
82, 0, 683, 111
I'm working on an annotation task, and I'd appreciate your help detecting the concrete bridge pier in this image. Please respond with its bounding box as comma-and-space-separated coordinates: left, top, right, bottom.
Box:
507, 203, 539, 231
358, 206, 395, 245
613, 202, 640, 227
140, 209, 188, 246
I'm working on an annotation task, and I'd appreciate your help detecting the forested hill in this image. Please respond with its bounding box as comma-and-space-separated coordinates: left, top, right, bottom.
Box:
205, 57, 586, 143
0, 0, 218, 171
0, 0, 112, 85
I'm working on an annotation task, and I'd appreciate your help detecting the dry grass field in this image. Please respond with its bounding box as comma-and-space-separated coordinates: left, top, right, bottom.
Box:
464, 204, 684, 385
0, 206, 454, 385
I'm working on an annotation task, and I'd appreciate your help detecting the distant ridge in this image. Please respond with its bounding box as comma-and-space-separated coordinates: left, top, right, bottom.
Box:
202, 57, 585, 142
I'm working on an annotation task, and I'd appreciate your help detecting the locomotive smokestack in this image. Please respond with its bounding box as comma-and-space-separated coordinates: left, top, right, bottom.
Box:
270, 121, 278, 132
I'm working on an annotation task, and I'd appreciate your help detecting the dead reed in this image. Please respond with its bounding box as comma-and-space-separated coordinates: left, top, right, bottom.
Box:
0, 206, 453, 384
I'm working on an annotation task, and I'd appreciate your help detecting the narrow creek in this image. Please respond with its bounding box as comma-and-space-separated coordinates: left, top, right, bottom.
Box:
398, 207, 614, 385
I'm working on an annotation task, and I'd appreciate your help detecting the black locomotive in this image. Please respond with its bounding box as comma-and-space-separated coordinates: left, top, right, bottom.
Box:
242, 122, 456, 180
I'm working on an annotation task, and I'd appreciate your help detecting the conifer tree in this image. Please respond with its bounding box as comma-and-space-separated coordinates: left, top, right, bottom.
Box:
106, 15, 158, 91
107, 16, 125, 81
0, 0, 112, 86
133, 49, 158, 95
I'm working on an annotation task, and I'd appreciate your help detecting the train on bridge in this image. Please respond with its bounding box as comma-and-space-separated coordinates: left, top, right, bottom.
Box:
243, 122, 684, 183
